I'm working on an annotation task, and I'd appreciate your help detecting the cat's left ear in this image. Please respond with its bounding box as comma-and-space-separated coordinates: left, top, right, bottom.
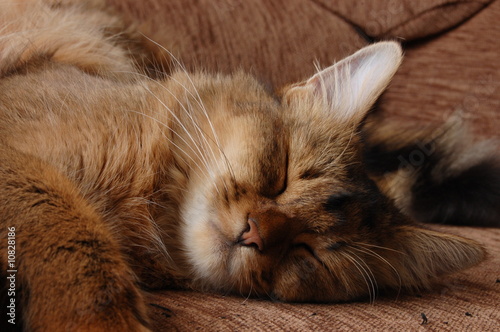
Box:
386, 225, 486, 289
285, 41, 403, 124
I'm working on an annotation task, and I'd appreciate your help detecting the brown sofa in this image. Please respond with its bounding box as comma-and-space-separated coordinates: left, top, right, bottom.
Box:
106, 0, 500, 330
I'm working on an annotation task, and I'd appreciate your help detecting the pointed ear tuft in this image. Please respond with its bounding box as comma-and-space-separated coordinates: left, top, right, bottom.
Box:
287, 41, 403, 124
391, 226, 485, 289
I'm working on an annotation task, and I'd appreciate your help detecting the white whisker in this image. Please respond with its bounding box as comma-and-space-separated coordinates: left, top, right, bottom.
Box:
341, 250, 375, 304
139, 34, 236, 184
141, 85, 213, 171
115, 70, 228, 195
346, 248, 378, 304
126, 72, 213, 170
123, 108, 212, 189
350, 244, 402, 299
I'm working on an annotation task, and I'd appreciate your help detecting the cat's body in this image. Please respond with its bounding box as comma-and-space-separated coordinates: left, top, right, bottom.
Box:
1, 62, 174, 280
0, 1, 496, 331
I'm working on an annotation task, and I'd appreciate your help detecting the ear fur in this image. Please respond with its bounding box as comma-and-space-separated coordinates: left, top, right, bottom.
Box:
286, 41, 403, 124
388, 225, 485, 289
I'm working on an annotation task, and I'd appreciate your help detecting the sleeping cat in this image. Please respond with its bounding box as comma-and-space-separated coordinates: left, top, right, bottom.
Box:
0, 1, 496, 331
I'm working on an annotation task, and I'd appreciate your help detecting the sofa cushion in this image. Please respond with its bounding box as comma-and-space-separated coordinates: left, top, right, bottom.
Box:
316, 0, 492, 40
379, 0, 500, 140
107, 0, 493, 87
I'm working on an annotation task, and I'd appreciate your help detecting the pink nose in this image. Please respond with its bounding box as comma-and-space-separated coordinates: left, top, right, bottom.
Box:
238, 208, 291, 252
239, 218, 264, 251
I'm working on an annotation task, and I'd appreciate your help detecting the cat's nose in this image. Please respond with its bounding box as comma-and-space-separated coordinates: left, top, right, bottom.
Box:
238, 208, 290, 252
239, 218, 264, 251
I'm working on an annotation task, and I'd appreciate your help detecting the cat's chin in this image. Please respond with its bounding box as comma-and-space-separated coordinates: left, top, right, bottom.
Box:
180, 197, 265, 294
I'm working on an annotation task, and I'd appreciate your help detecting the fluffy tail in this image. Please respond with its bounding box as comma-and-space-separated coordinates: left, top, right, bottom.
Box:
362, 114, 500, 227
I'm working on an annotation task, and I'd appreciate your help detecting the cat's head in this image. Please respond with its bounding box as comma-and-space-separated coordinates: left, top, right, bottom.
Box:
172, 42, 485, 301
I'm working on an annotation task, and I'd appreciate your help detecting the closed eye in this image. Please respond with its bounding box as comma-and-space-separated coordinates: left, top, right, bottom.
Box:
277, 152, 289, 196
265, 153, 288, 198
299, 168, 324, 180
323, 192, 353, 213
292, 243, 315, 256
292, 243, 328, 268
274, 177, 287, 196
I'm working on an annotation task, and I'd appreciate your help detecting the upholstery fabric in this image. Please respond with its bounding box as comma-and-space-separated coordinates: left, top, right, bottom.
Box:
315, 0, 491, 40
379, 0, 500, 140
108, 0, 493, 87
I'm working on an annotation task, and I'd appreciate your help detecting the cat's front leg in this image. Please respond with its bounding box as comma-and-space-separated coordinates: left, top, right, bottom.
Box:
0, 146, 152, 332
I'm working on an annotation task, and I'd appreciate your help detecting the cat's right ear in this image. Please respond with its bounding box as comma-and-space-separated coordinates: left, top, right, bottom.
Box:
284, 41, 403, 125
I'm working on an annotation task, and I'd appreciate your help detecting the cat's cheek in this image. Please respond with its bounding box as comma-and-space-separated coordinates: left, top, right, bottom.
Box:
180, 191, 231, 288
269, 255, 345, 302
185, 236, 231, 288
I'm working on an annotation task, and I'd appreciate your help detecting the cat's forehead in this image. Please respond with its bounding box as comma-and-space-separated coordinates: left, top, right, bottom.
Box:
187, 71, 361, 170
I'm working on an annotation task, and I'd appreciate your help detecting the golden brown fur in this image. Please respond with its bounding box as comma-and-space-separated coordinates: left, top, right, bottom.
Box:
0, 1, 488, 331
